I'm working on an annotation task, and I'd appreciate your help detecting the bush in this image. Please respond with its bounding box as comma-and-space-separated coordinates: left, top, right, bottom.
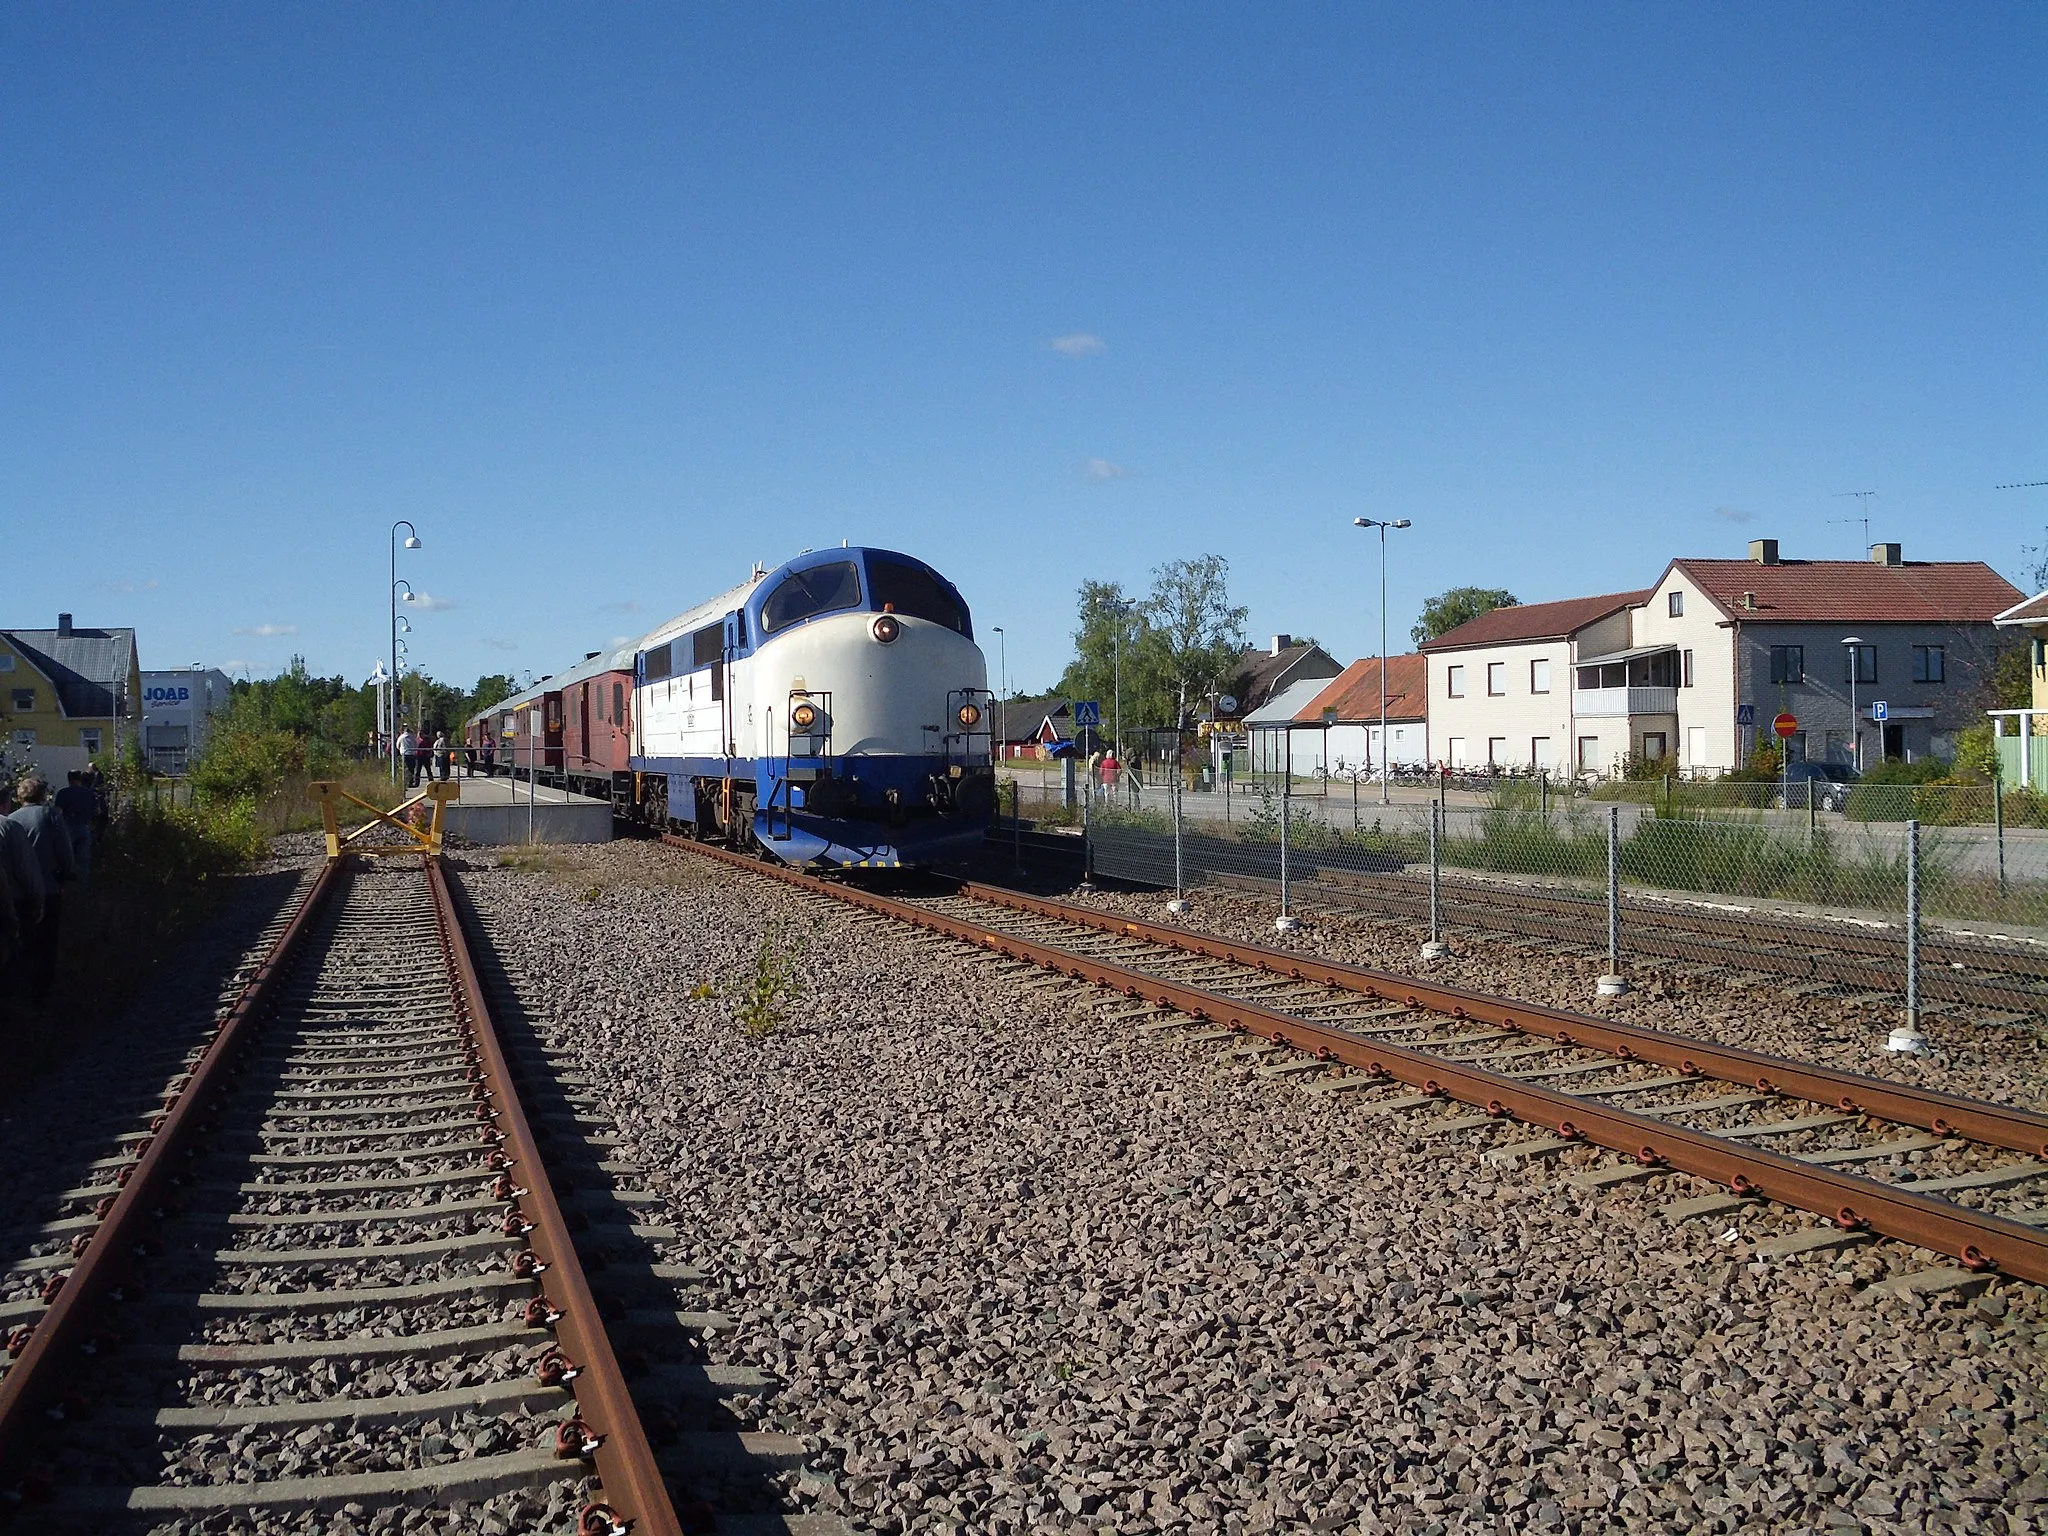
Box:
187, 730, 309, 805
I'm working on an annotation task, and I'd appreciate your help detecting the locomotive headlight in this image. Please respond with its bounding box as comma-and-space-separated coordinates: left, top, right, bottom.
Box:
956, 703, 982, 728
871, 615, 901, 644
790, 701, 819, 730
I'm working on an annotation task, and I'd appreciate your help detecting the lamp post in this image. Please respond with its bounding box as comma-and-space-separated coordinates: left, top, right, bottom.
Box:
1842, 635, 1864, 774
992, 626, 1006, 766
1109, 597, 1135, 764
1352, 517, 1413, 803
390, 521, 422, 782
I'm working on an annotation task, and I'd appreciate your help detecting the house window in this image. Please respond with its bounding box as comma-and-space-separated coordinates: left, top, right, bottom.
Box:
1642, 732, 1667, 761
10, 689, 32, 712
1577, 736, 1600, 771
1530, 737, 1551, 768
1446, 665, 1466, 698
1682, 649, 1694, 687
1488, 737, 1508, 765
1668, 591, 1684, 618
1529, 659, 1550, 694
1447, 737, 1467, 767
1912, 645, 1944, 684
78, 729, 102, 755
1768, 645, 1803, 684
1486, 662, 1507, 696
1844, 645, 1877, 685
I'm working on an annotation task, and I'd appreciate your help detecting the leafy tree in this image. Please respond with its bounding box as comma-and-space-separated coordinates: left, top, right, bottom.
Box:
471, 674, 516, 715
1411, 587, 1519, 646
1053, 580, 1168, 741
1144, 554, 1249, 725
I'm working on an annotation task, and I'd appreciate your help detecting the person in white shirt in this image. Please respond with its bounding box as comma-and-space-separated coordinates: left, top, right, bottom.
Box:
396, 728, 419, 788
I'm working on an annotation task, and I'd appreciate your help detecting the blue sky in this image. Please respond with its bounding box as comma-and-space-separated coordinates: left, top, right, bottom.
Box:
5, 5, 2043, 695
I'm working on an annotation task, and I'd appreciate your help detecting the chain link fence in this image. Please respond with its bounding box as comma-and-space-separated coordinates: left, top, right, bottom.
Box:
1002, 769, 2048, 1028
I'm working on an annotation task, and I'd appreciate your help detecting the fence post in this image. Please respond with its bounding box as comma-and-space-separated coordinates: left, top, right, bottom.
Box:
1597, 803, 1628, 997
1167, 736, 1189, 915
1807, 778, 1817, 845
1275, 761, 1299, 933
1421, 799, 1448, 960
1539, 769, 1549, 819
1011, 778, 1023, 874
1888, 819, 1928, 1053
1995, 765, 2008, 897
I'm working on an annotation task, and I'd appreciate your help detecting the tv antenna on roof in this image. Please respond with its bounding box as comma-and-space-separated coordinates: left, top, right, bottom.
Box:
1995, 480, 2047, 490
1829, 490, 1876, 553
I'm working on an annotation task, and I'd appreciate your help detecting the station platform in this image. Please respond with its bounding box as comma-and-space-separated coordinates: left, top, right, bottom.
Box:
437, 774, 615, 845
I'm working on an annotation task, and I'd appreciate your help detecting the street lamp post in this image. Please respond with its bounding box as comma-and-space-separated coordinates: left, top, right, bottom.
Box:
992, 626, 1006, 766
1842, 635, 1864, 774
390, 521, 422, 783
1352, 517, 1413, 804
1109, 597, 1135, 765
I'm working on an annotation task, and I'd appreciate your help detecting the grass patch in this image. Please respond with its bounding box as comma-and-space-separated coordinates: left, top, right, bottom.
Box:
727, 923, 805, 1042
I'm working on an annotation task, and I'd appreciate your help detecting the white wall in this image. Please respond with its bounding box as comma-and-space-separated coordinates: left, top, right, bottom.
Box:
1626, 569, 1738, 771
1426, 641, 1576, 771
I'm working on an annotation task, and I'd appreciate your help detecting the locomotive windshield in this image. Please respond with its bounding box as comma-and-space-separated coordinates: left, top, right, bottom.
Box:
761, 560, 862, 634
868, 556, 969, 635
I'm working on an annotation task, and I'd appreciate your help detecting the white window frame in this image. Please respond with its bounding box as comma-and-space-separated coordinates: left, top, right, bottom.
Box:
1529, 659, 1551, 694
1668, 591, 1684, 617
1446, 665, 1466, 698
1486, 662, 1507, 696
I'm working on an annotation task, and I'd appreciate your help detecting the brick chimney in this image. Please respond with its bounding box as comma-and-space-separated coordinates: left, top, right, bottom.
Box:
57, 612, 72, 636
1870, 542, 1903, 567
1747, 540, 1779, 565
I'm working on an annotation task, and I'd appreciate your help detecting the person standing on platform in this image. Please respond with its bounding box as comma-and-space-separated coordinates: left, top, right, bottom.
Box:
54, 771, 96, 886
433, 731, 452, 782
396, 726, 419, 788
481, 734, 496, 776
9, 777, 76, 1008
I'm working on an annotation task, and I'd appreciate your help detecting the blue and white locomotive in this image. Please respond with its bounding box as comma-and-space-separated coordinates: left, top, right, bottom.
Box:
630, 547, 995, 869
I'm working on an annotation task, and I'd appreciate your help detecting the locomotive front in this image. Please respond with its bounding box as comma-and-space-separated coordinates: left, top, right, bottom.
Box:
744, 548, 994, 868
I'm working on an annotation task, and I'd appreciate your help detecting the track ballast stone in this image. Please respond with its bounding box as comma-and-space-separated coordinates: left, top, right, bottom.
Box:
461, 842, 2048, 1536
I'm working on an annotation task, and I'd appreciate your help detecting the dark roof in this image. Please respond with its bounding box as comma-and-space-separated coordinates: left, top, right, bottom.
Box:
1668, 559, 2022, 624
1419, 591, 1648, 652
3, 626, 138, 717
1296, 655, 1428, 723
1230, 642, 1343, 710
995, 694, 1070, 741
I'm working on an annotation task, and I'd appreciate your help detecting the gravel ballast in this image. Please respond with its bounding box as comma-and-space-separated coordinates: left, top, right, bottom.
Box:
456, 840, 2048, 1536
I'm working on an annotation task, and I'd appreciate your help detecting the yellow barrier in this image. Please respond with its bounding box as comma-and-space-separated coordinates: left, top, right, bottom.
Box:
309, 779, 458, 860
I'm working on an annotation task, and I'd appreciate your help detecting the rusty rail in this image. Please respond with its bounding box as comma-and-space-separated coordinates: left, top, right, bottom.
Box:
665, 835, 2048, 1286
950, 879, 2048, 1159
0, 858, 343, 1478
427, 859, 683, 1536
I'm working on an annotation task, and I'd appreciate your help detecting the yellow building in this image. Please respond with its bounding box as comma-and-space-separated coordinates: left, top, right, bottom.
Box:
1991, 590, 2048, 790
0, 613, 143, 780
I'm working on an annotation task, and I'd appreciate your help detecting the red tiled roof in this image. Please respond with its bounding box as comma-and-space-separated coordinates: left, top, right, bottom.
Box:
1418, 590, 1648, 651
1674, 560, 2022, 624
1296, 655, 1427, 722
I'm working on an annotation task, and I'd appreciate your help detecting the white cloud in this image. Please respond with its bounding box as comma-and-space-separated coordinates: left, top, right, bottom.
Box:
1084, 457, 1129, 482
1051, 333, 1105, 358
409, 592, 459, 611
233, 622, 299, 637
481, 636, 519, 652
1713, 506, 1759, 524
222, 658, 254, 674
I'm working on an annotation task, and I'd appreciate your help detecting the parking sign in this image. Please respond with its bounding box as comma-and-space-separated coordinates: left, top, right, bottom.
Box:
1872, 700, 1889, 723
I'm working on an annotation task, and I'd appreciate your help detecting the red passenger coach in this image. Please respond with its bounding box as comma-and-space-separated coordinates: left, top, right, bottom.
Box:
466, 643, 636, 805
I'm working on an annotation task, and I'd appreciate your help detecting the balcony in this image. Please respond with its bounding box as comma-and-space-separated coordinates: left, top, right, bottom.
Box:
1574, 686, 1677, 718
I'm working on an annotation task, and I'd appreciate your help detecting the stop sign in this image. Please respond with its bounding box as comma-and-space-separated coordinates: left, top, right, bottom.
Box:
1773, 712, 1798, 739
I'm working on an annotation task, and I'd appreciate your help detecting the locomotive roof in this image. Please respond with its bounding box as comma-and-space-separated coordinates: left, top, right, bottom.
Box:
634, 547, 961, 652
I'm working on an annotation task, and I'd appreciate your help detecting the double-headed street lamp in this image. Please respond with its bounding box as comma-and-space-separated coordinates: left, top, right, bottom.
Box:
1351, 516, 1413, 803
991, 626, 1007, 765
389, 521, 422, 781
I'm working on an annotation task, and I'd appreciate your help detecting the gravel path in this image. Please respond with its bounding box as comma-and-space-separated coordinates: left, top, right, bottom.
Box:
459, 840, 2047, 1536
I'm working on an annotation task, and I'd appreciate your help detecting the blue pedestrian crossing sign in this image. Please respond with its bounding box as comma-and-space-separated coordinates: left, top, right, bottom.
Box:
1872, 700, 1889, 723
1734, 704, 1756, 725
1073, 700, 1102, 728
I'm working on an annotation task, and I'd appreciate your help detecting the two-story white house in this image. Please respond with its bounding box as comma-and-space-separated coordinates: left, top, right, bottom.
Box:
1419, 590, 1647, 773
1420, 540, 2022, 776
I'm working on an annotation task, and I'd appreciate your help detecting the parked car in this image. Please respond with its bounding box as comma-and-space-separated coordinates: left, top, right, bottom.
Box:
1775, 761, 1859, 811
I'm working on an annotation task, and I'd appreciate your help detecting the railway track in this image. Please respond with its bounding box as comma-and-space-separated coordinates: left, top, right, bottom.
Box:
667, 833, 2048, 1294
0, 855, 702, 1534
994, 824, 2048, 1023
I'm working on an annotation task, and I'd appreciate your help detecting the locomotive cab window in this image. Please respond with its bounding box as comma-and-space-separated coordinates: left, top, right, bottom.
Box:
868, 557, 969, 635
690, 623, 723, 669
761, 561, 862, 634
642, 642, 671, 683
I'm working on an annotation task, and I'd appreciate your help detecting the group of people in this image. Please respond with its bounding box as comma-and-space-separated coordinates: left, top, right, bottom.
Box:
392, 727, 495, 788
1, 768, 103, 1010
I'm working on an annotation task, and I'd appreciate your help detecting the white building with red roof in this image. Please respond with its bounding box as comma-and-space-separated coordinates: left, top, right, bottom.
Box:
1420, 539, 2022, 776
